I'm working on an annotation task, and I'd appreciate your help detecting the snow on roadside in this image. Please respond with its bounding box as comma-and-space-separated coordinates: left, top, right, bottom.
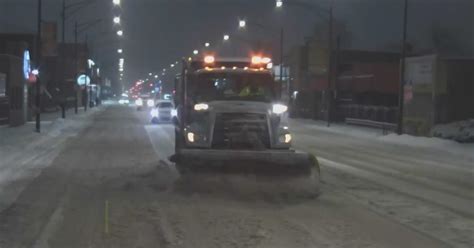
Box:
291, 118, 474, 160
0, 108, 102, 211
431, 119, 474, 143
379, 133, 474, 159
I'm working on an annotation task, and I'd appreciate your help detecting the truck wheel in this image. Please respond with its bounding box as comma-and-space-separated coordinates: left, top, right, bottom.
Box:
174, 130, 185, 153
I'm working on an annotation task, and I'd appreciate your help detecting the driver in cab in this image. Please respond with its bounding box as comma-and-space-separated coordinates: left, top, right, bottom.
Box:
239, 83, 264, 97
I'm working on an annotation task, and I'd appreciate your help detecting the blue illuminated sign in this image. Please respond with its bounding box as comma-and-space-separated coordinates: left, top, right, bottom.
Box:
23, 50, 31, 79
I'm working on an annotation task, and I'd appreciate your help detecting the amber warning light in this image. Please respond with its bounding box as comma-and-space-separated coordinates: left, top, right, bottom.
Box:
204, 55, 215, 64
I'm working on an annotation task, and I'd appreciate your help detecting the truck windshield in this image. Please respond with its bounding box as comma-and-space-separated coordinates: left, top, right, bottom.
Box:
190, 72, 276, 103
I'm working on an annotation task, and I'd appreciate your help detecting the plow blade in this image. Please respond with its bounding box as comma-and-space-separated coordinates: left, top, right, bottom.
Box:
171, 149, 319, 176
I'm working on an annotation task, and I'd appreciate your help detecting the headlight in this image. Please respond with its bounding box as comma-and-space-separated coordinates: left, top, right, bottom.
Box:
135, 99, 143, 106
272, 103, 288, 114
187, 132, 195, 142
171, 109, 177, 117
279, 134, 292, 143
147, 99, 155, 107
194, 103, 209, 111
150, 109, 159, 117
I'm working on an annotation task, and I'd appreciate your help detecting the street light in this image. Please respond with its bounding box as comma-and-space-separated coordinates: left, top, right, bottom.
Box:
239, 19, 246, 28
154, 75, 158, 78
193, 49, 199, 55
171, 64, 175, 68
112, 0, 120, 5
205, 42, 210, 47
113, 16, 120, 24
276, 0, 283, 8
148, 72, 152, 76
223, 34, 230, 41
117, 30, 123, 36
117, 48, 123, 53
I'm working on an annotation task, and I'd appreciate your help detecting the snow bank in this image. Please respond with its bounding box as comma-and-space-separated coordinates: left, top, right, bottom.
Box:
291, 118, 474, 160
431, 119, 474, 143
378, 133, 474, 159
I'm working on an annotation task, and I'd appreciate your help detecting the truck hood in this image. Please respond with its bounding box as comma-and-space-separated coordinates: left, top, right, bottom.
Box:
208, 101, 271, 114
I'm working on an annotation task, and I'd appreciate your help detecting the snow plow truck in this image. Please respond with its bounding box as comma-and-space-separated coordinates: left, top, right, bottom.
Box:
169, 55, 320, 195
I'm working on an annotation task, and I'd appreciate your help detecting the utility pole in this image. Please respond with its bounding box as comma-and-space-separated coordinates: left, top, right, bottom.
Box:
59, 0, 67, 119
35, 0, 42, 132
74, 21, 79, 114
326, 0, 334, 127
334, 35, 341, 115
62, 0, 66, 43
84, 35, 88, 112
397, 0, 408, 135
279, 27, 284, 99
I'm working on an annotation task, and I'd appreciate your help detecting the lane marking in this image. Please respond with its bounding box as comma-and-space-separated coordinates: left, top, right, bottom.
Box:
105, 200, 109, 234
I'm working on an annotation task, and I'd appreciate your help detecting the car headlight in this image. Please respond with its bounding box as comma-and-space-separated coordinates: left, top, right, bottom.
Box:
150, 109, 159, 117
147, 99, 155, 107
272, 103, 288, 114
135, 99, 143, 106
194, 103, 209, 111
187, 132, 195, 142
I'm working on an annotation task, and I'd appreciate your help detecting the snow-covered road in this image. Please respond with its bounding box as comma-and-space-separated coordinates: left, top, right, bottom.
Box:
289, 120, 474, 247
0, 104, 472, 247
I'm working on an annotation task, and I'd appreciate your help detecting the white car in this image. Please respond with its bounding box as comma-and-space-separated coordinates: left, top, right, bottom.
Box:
118, 97, 129, 105
150, 100, 176, 123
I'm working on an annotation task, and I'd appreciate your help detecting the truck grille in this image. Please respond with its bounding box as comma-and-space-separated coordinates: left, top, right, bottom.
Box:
212, 113, 270, 150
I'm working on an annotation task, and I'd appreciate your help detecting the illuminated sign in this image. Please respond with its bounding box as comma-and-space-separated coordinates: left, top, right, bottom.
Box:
76, 74, 91, 86
23, 50, 31, 79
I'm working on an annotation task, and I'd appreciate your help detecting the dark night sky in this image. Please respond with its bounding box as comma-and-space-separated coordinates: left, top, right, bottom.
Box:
1, 0, 473, 92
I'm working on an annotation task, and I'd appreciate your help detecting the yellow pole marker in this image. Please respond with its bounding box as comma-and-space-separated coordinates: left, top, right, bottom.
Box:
105, 200, 109, 234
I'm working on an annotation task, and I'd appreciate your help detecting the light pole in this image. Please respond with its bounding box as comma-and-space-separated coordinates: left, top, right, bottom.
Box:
397, 0, 408, 135
327, 0, 334, 127
61, 0, 101, 43
35, 0, 42, 132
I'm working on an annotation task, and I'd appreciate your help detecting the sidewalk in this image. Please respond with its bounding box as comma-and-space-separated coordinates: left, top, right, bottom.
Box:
0, 106, 103, 211
290, 118, 474, 160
